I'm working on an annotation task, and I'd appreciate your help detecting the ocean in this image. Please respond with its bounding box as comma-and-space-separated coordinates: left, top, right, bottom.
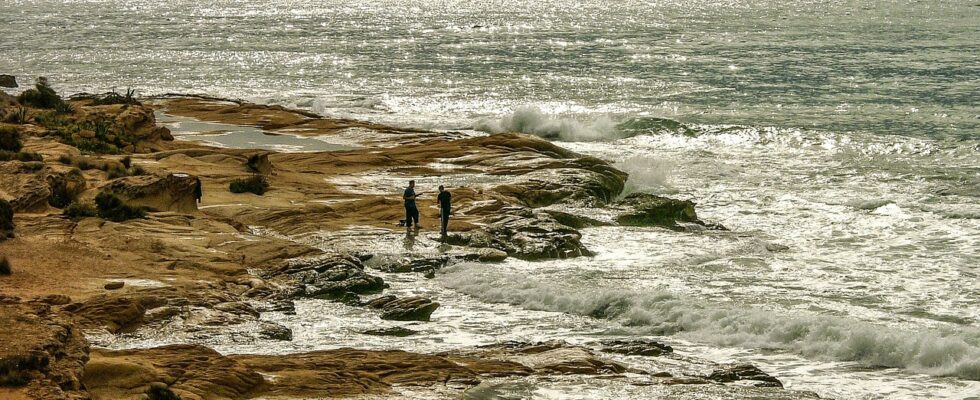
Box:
2, 0, 978, 398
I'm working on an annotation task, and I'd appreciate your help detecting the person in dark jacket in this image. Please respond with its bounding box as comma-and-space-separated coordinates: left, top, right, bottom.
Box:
436, 185, 451, 236
403, 180, 420, 230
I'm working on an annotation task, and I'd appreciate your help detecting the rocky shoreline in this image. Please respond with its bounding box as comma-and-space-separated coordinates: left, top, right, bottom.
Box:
1, 80, 813, 399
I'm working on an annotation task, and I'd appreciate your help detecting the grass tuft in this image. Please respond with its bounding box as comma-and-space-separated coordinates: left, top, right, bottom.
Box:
95, 192, 146, 222
229, 175, 268, 195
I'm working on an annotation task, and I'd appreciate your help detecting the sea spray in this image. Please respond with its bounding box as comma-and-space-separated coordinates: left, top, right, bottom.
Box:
474, 106, 620, 141
615, 156, 674, 194
438, 263, 980, 380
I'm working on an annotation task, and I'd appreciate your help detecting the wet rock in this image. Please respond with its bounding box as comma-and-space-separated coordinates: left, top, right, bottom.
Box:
367, 296, 440, 321
614, 193, 725, 231
543, 209, 610, 229
104, 281, 125, 290
0, 74, 17, 88
214, 301, 260, 318
101, 173, 199, 213
448, 207, 592, 260
144, 306, 183, 322
766, 243, 790, 252
707, 364, 783, 388
275, 254, 385, 299
258, 321, 293, 341
596, 339, 673, 356
338, 291, 362, 306
362, 326, 418, 337
462, 341, 627, 376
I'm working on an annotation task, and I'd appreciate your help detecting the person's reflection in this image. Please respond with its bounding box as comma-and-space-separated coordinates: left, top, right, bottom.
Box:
403, 229, 417, 251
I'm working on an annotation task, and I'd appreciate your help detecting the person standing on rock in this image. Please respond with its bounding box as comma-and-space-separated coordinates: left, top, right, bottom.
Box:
403, 180, 420, 231
437, 185, 452, 236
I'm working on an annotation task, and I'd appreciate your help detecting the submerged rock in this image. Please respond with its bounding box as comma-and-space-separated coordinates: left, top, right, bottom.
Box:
362, 326, 418, 337
708, 364, 783, 388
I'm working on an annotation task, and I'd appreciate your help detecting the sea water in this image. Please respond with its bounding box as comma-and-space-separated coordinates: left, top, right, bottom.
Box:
2, 1, 977, 398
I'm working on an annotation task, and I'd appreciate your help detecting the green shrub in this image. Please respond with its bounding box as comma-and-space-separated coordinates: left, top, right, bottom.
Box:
106, 165, 129, 180
64, 201, 98, 219
17, 77, 66, 109
20, 161, 44, 172
0, 150, 42, 162
58, 154, 73, 164
0, 256, 10, 276
0, 126, 22, 151
229, 175, 268, 195
95, 192, 145, 222
121, 156, 132, 168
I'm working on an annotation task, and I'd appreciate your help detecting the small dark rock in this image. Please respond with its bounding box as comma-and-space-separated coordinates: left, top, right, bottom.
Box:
377, 296, 440, 321
597, 339, 673, 356
362, 326, 418, 337
707, 364, 783, 388
338, 291, 361, 306
104, 281, 125, 290
258, 321, 293, 341
0, 74, 16, 88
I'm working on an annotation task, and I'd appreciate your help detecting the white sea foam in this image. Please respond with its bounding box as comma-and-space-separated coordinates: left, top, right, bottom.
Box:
438, 264, 980, 381
474, 106, 620, 141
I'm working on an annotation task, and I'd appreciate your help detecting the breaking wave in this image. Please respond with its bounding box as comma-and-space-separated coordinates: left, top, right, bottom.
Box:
473, 107, 704, 142
474, 106, 619, 141
615, 156, 674, 194
438, 264, 980, 380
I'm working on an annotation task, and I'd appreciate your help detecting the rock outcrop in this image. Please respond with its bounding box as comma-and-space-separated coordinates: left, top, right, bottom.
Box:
615, 193, 724, 231
446, 207, 591, 260
100, 174, 199, 213
366, 295, 440, 321
0, 297, 90, 400
270, 254, 385, 299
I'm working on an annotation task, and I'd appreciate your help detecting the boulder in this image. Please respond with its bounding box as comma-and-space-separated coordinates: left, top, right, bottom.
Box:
367, 295, 440, 321
101, 173, 199, 213
448, 207, 591, 260
0, 74, 16, 88
104, 281, 125, 290
258, 321, 293, 341
707, 364, 783, 388
274, 254, 386, 299
614, 193, 724, 231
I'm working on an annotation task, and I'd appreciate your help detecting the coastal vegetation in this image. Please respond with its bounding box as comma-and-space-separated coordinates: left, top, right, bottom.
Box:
229, 175, 268, 195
